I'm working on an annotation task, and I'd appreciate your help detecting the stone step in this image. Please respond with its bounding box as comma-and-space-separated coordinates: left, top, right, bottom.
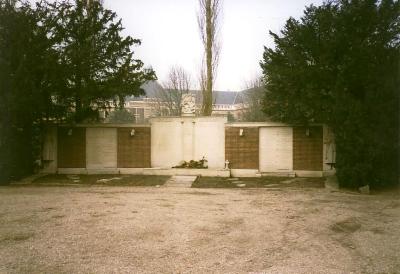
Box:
164, 175, 198, 188
260, 171, 296, 177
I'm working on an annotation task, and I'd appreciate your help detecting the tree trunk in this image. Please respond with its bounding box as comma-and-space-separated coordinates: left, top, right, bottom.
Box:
203, 0, 213, 116
75, 75, 82, 122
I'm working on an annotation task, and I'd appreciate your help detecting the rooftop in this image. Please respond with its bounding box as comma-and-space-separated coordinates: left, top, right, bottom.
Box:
127, 81, 244, 105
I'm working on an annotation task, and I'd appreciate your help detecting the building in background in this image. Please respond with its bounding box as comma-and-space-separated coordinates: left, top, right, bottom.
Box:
119, 81, 247, 123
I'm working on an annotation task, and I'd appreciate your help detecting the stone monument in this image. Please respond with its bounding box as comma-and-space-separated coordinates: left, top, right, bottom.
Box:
181, 93, 196, 117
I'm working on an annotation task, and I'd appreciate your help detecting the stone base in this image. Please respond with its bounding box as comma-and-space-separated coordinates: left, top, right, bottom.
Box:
261, 171, 296, 177
230, 169, 261, 178
58, 168, 87, 174
56, 168, 325, 178
86, 169, 119, 175
143, 168, 230, 177
294, 170, 323, 177
119, 168, 145, 175
57, 167, 230, 177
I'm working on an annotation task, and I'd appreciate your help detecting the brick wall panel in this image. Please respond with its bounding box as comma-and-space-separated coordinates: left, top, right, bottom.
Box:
293, 126, 323, 171
225, 127, 259, 169
57, 127, 86, 168
117, 127, 151, 168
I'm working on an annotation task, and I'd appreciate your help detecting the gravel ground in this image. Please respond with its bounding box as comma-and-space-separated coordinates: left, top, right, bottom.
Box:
0, 183, 399, 273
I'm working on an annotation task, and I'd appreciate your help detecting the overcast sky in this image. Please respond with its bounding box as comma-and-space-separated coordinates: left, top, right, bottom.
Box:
104, 0, 324, 91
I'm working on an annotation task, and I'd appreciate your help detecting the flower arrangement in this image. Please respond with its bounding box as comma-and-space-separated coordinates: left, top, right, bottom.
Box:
173, 157, 208, 169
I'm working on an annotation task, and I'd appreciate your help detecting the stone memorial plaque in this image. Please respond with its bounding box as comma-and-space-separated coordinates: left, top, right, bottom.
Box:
181, 94, 196, 116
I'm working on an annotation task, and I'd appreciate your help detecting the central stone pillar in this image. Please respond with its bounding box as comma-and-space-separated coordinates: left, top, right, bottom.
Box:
150, 116, 227, 168
181, 119, 195, 162
180, 93, 196, 161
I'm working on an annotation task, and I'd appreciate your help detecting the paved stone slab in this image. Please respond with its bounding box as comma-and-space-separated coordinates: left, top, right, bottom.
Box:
164, 175, 198, 188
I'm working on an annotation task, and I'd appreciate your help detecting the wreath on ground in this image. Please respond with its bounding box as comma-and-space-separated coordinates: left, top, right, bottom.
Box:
173, 157, 208, 169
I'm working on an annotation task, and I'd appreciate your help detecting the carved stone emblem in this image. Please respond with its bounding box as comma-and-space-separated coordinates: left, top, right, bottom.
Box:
181, 94, 196, 116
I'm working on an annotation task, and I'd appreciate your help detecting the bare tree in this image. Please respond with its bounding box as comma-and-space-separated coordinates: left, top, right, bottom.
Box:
197, 0, 221, 116
240, 76, 269, 122
154, 66, 192, 116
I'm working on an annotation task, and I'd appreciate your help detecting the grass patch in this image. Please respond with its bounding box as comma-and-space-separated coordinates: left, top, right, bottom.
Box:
32, 174, 170, 186
192, 176, 325, 188
192, 177, 238, 188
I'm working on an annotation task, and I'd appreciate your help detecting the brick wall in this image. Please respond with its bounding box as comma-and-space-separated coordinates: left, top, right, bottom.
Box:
117, 127, 151, 168
293, 126, 323, 171
225, 127, 259, 169
57, 127, 86, 168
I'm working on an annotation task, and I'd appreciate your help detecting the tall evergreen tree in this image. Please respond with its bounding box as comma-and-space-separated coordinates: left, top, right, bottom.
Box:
43, 0, 156, 122
0, 0, 61, 182
0, 0, 155, 183
261, 0, 399, 189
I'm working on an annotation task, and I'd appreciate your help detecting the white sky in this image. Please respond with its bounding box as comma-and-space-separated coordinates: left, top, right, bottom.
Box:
104, 1, 324, 90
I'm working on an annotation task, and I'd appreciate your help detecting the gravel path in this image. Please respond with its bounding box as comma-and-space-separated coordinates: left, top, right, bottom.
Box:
0, 185, 399, 273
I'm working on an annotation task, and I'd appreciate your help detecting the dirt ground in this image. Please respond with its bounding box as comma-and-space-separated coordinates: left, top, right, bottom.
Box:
0, 183, 399, 273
